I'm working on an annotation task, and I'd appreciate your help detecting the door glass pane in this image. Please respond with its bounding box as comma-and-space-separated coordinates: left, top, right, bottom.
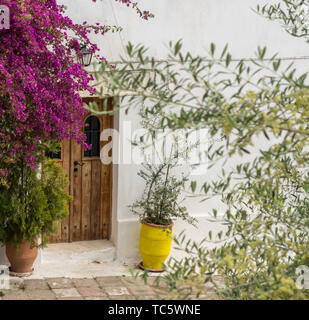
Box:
84, 116, 100, 157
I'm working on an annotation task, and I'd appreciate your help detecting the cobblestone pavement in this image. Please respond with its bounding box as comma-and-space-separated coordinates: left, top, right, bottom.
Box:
0, 276, 220, 300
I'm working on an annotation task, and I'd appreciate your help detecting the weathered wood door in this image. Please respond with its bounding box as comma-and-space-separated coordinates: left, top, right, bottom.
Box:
49, 98, 113, 243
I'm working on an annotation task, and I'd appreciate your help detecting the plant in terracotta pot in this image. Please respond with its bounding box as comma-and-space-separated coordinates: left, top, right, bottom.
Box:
0, 158, 71, 277
129, 146, 197, 272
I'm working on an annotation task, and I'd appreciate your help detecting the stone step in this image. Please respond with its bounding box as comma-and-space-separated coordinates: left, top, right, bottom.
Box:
41, 240, 116, 264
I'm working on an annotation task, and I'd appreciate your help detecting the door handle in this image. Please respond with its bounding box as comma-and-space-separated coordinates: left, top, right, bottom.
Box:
74, 161, 85, 167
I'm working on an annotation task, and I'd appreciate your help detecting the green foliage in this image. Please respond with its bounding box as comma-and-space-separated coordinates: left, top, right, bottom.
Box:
256, 0, 309, 42
129, 110, 197, 226
92, 2, 309, 300
129, 160, 195, 226
94, 43, 309, 299
0, 158, 71, 248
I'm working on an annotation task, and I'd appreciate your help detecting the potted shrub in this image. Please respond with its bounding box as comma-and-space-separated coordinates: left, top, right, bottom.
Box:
130, 154, 197, 272
0, 158, 71, 277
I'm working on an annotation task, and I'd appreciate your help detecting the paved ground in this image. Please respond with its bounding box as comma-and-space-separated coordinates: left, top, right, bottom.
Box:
0, 276, 220, 300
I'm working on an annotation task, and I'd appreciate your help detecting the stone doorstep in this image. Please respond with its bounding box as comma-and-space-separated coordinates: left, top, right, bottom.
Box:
41, 240, 116, 264
29, 260, 135, 279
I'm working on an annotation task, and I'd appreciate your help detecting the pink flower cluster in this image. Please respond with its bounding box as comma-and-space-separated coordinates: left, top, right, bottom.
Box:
0, 0, 152, 176
0, 0, 102, 172
0, 0, 101, 170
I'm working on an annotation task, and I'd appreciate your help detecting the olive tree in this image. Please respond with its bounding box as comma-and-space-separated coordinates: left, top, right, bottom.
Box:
89, 0, 309, 300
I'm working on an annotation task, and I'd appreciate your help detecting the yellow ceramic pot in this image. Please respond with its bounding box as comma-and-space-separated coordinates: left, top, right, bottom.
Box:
139, 220, 173, 272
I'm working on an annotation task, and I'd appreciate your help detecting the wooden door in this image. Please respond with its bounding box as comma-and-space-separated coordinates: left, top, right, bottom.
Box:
49, 98, 113, 243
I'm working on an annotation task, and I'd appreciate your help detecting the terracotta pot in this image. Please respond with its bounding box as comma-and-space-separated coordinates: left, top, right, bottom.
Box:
6, 240, 38, 276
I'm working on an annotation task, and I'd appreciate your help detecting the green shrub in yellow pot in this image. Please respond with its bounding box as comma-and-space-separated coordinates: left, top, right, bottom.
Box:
130, 156, 197, 272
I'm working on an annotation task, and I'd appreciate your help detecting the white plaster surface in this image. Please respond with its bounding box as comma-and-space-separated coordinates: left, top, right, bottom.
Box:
56, 0, 309, 261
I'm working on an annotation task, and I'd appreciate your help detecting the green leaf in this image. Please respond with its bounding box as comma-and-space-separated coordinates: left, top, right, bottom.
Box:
174, 40, 183, 56
191, 181, 197, 193
210, 43, 216, 56
226, 53, 231, 67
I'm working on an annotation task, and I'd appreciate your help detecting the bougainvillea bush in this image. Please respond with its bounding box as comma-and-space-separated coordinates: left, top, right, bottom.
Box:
1, 0, 93, 173
0, 0, 152, 185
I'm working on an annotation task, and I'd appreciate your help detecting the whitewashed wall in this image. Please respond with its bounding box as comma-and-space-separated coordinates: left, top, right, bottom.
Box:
59, 0, 309, 261
1, 0, 308, 265
61, 0, 306, 261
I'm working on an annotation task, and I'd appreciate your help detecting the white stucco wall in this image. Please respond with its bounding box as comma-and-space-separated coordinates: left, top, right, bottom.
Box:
60, 0, 307, 261
1, 0, 308, 265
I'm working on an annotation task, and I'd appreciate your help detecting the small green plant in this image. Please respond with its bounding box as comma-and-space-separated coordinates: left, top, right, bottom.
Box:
129, 161, 194, 226
0, 291, 4, 297
129, 109, 198, 227
0, 158, 71, 248
129, 138, 197, 227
